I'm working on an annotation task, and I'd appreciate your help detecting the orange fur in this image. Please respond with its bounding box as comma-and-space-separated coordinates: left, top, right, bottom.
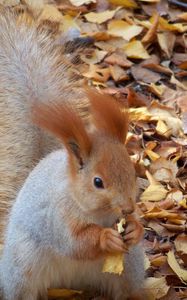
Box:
87, 89, 129, 143
32, 102, 92, 159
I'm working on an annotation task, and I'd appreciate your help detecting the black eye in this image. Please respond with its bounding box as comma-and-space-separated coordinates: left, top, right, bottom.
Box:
94, 177, 104, 189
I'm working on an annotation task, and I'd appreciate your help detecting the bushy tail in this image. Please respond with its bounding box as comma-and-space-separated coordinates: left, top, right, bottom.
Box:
0, 10, 88, 245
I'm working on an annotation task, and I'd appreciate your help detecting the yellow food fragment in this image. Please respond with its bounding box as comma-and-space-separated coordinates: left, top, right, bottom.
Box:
102, 218, 126, 275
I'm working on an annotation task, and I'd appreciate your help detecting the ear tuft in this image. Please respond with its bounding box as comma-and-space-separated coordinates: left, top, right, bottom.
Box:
86, 88, 129, 143
32, 101, 92, 159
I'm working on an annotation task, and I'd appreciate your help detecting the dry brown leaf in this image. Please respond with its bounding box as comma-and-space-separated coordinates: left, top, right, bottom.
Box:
108, 0, 138, 8
108, 20, 143, 41
150, 158, 178, 183
104, 52, 133, 68
170, 75, 187, 91
167, 250, 187, 284
128, 107, 152, 122
157, 32, 176, 58
143, 206, 184, 220
85, 8, 119, 24
39, 4, 64, 23
156, 119, 171, 137
109, 65, 129, 82
83, 65, 110, 82
142, 13, 159, 44
145, 149, 160, 161
158, 17, 187, 33
131, 65, 161, 84
81, 49, 107, 64
144, 277, 169, 299
174, 235, 187, 255
140, 171, 168, 202
124, 40, 150, 59
69, 0, 96, 6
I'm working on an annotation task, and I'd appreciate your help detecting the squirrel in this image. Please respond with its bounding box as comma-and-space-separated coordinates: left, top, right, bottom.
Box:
0, 88, 145, 300
0, 9, 146, 300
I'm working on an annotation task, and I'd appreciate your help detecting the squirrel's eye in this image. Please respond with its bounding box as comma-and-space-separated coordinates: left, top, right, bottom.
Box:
94, 177, 104, 189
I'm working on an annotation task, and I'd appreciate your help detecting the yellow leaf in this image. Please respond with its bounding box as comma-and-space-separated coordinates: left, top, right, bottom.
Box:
109, 0, 138, 8
145, 150, 160, 161
85, 8, 120, 24
143, 206, 182, 220
128, 107, 152, 121
149, 83, 165, 97
157, 32, 176, 58
102, 218, 126, 275
108, 20, 143, 41
69, 0, 96, 6
48, 288, 82, 299
156, 119, 171, 138
167, 250, 187, 284
39, 4, 64, 23
178, 12, 187, 21
144, 277, 169, 299
102, 253, 124, 275
124, 41, 150, 59
179, 198, 187, 209
140, 171, 168, 202
159, 16, 187, 33
140, 183, 168, 202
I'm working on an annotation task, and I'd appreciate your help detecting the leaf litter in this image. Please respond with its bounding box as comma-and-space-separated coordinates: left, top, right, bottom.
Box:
2, 0, 187, 299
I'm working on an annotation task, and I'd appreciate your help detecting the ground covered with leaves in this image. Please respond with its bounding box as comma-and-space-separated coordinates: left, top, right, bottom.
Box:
2, 0, 187, 299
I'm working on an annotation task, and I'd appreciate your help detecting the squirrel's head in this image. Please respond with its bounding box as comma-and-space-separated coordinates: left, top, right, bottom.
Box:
33, 89, 136, 220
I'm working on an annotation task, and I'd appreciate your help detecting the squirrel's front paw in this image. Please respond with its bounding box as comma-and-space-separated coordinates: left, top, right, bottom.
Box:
100, 228, 127, 254
123, 216, 144, 247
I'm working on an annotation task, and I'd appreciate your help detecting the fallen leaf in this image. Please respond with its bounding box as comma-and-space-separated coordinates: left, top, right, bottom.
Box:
140, 171, 168, 202
39, 4, 64, 23
104, 52, 133, 68
157, 32, 176, 58
108, 20, 143, 41
81, 49, 107, 64
156, 119, 171, 137
85, 8, 120, 24
144, 277, 169, 299
167, 250, 187, 284
0, 0, 19, 5
109, 65, 129, 82
108, 0, 138, 8
69, 0, 96, 6
124, 40, 150, 59
83, 65, 110, 82
131, 65, 161, 84
142, 13, 159, 44
174, 235, 187, 255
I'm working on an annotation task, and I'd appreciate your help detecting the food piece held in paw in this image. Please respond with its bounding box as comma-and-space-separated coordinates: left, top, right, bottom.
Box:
102, 218, 126, 275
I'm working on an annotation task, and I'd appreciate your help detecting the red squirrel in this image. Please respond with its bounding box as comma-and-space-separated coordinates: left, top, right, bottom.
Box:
0, 88, 145, 299
0, 9, 146, 300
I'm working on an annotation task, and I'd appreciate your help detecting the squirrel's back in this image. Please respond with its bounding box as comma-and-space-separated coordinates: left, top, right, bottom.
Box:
0, 10, 87, 243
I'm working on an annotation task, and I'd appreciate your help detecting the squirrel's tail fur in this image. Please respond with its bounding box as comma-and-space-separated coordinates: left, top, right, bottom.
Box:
0, 10, 88, 244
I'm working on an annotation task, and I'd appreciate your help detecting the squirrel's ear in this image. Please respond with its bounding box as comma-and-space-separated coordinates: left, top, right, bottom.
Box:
32, 102, 92, 168
86, 88, 129, 143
